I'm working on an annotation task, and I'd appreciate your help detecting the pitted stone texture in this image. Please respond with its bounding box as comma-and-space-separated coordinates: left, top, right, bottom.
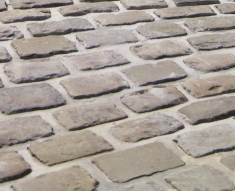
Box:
173, 0, 220, 6
12, 166, 99, 191
94, 11, 153, 26
61, 73, 129, 99
12, 36, 77, 59
176, 124, 235, 157
0, 151, 31, 183
68, 50, 130, 71
0, 83, 66, 114
154, 5, 215, 19
4, 59, 69, 83
184, 54, 235, 72
185, 16, 235, 32
111, 113, 184, 142
93, 142, 184, 183
120, 0, 167, 10
136, 21, 187, 39
53, 102, 127, 131
59, 2, 119, 16
131, 41, 192, 60
122, 61, 187, 86
0, 26, 23, 41
215, 3, 235, 14
0, 116, 53, 147
178, 96, 235, 125
29, 130, 113, 166
0, 9, 50, 23
182, 75, 235, 98
27, 18, 94, 37
165, 165, 235, 191
77, 29, 138, 49
121, 86, 187, 113
0, 0, 6, 11
10, 0, 73, 9
220, 154, 235, 172
0, 46, 11, 62
188, 32, 235, 51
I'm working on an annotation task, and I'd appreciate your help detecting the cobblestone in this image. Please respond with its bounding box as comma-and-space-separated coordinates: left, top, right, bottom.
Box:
0, 9, 51, 23
0, 46, 11, 62
53, 102, 127, 130
0, 0, 6, 11
27, 18, 94, 37
111, 113, 184, 142
93, 142, 185, 183
12, 166, 99, 191
29, 130, 113, 165
120, 0, 167, 10
121, 86, 187, 113
215, 3, 235, 14
220, 154, 235, 172
0, 26, 23, 41
172, 0, 219, 6
122, 61, 187, 86
165, 165, 235, 191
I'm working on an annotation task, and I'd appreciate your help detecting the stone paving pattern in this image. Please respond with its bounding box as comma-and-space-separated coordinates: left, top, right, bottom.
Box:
1, 0, 235, 190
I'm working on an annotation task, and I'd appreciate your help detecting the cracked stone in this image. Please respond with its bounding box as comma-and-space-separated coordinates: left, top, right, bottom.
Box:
29, 130, 113, 166
111, 113, 184, 142
53, 102, 127, 130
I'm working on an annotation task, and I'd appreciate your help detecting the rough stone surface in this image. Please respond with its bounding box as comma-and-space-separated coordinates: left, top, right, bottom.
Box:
120, 0, 167, 10
121, 86, 187, 113
184, 54, 235, 72
131, 41, 192, 60
0, 83, 66, 114
122, 61, 187, 86
178, 96, 235, 125
59, 2, 119, 16
67, 50, 130, 71
4, 59, 69, 83
184, 16, 235, 32
10, 0, 73, 9
76, 29, 138, 49
182, 75, 235, 98
154, 5, 215, 19
0, 46, 11, 62
0, 0, 6, 11
111, 113, 184, 142
0, 26, 23, 41
94, 11, 153, 26
0, 9, 51, 23
0, 151, 31, 183
187, 32, 235, 51
60, 73, 129, 99
29, 130, 113, 166
12, 36, 77, 59
136, 21, 187, 39
175, 124, 235, 157
215, 3, 235, 14
27, 18, 94, 37
165, 165, 235, 191
0, 116, 53, 147
93, 142, 185, 183
53, 102, 127, 130
173, 0, 220, 6
12, 166, 99, 191
220, 154, 235, 172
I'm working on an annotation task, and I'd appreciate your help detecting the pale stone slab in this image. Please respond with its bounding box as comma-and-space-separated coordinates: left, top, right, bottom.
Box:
0, 46, 11, 62
122, 61, 187, 86
4, 59, 69, 83
93, 142, 185, 183
53, 102, 127, 130
120, 0, 167, 10
121, 86, 187, 113
220, 154, 235, 172
0, 116, 53, 147
215, 3, 235, 14
12, 166, 99, 191
0, 26, 23, 41
0, 0, 6, 11
29, 130, 113, 166
165, 165, 235, 191
178, 96, 235, 124
111, 113, 184, 142
175, 124, 235, 157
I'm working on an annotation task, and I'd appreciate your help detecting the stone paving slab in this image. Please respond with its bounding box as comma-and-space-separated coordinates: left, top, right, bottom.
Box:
0, 26, 23, 41
0, 46, 11, 62
215, 3, 235, 14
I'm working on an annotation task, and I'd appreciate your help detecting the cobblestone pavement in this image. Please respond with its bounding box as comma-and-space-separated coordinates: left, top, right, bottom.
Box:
1, 0, 235, 190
